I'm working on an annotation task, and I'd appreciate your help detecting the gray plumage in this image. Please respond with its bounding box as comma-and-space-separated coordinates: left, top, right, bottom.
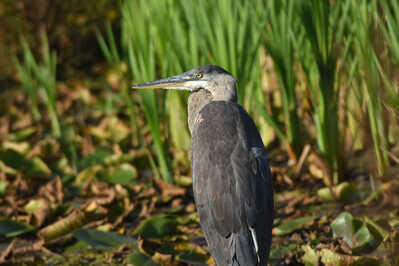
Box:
133, 65, 274, 266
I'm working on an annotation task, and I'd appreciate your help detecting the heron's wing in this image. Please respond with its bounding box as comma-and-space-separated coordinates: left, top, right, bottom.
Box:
191, 101, 273, 264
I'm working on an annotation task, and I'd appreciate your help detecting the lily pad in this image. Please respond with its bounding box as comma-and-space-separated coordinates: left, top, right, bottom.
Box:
331, 212, 382, 254
331, 212, 357, 246
74, 229, 137, 248
352, 223, 381, 254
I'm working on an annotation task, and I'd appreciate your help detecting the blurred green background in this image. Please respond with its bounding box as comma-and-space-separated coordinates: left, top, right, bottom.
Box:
1, 0, 399, 265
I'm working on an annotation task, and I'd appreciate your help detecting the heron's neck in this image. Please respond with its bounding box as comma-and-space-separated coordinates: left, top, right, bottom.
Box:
188, 90, 212, 134
187, 83, 237, 134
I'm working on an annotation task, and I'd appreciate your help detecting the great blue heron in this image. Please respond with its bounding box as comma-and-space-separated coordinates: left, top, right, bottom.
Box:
133, 65, 274, 266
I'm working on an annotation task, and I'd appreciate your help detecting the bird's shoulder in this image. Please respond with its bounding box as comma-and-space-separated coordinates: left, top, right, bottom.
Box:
192, 101, 263, 148
193, 101, 240, 133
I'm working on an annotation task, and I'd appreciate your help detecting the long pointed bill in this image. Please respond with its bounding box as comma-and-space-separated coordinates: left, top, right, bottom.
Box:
132, 73, 195, 91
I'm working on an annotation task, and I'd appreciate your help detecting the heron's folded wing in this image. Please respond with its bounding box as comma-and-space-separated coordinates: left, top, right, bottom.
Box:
192, 101, 272, 236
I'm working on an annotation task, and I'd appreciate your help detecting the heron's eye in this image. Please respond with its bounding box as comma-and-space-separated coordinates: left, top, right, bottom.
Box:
195, 73, 202, 79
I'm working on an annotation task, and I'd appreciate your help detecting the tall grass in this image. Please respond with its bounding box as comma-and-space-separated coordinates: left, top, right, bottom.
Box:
180, 0, 262, 109
96, 20, 142, 148
262, 0, 303, 160
380, 0, 399, 115
14, 32, 61, 138
13, 0, 398, 190
122, 0, 173, 183
351, 0, 389, 175
95, 20, 120, 116
14, 37, 41, 121
91, 0, 397, 185
296, 0, 343, 183
119, 0, 266, 181
293, 0, 367, 183
132, 0, 195, 153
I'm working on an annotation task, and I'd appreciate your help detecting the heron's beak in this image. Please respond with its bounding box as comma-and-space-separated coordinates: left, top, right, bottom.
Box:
132, 73, 195, 91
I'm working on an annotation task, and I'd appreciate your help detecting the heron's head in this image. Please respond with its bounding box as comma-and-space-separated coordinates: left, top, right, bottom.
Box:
132, 65, 237, 102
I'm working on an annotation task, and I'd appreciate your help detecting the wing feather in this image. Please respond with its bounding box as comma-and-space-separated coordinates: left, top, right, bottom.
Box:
191, 101, 273, 265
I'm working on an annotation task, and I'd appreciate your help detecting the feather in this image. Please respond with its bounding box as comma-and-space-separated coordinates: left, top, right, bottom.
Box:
191, 101, 273, 266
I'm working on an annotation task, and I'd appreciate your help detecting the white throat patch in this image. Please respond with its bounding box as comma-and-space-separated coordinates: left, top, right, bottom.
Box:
184, 80, 209, 90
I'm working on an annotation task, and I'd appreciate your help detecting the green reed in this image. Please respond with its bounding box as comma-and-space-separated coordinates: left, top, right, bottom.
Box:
14, 32, 60, 138
351, 0, 389, 175
262, 0, 303, 159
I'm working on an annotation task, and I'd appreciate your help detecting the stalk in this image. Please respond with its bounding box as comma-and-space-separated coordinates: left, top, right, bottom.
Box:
296, 0, 344, 183
263, 0, 303, 159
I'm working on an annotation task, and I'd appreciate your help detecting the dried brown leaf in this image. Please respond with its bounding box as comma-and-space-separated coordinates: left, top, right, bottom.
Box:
152, 178, 186, 197
39, 176, 63, 205
152, 252, 173, 265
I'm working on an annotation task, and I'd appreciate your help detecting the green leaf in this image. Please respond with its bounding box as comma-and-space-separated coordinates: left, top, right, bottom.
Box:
317, 182, 359, 203
80, 150, 112, 168
0, 180, 8, 196
75, 165, 102, 185
133, 215, 179, 239
269, 243, 302, 259
364, 217, 391, 239
126, 250, 158, 266
0, 149, 28, 170
174, 175, 192, 187
0, 161, 17, 176
26, 156, 51, 179
24, 199, 47, 214
331, 212, 382, 253
350, 257, 380, 266
73, 229, 137, 248
65, 240, 90, 252
0, 149, 51, 179
352, 223, 382, 254
8, 127, 37, 142
0, 218, 35, 237
8, 127, 36, 142
331, 212, 355, 246
301, 245, 319, 266
353, 223, 374, 250
320, 249, 343, 266
274, 216, 315, 236
176, 250, 209, 265
98, 163, 138, 185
